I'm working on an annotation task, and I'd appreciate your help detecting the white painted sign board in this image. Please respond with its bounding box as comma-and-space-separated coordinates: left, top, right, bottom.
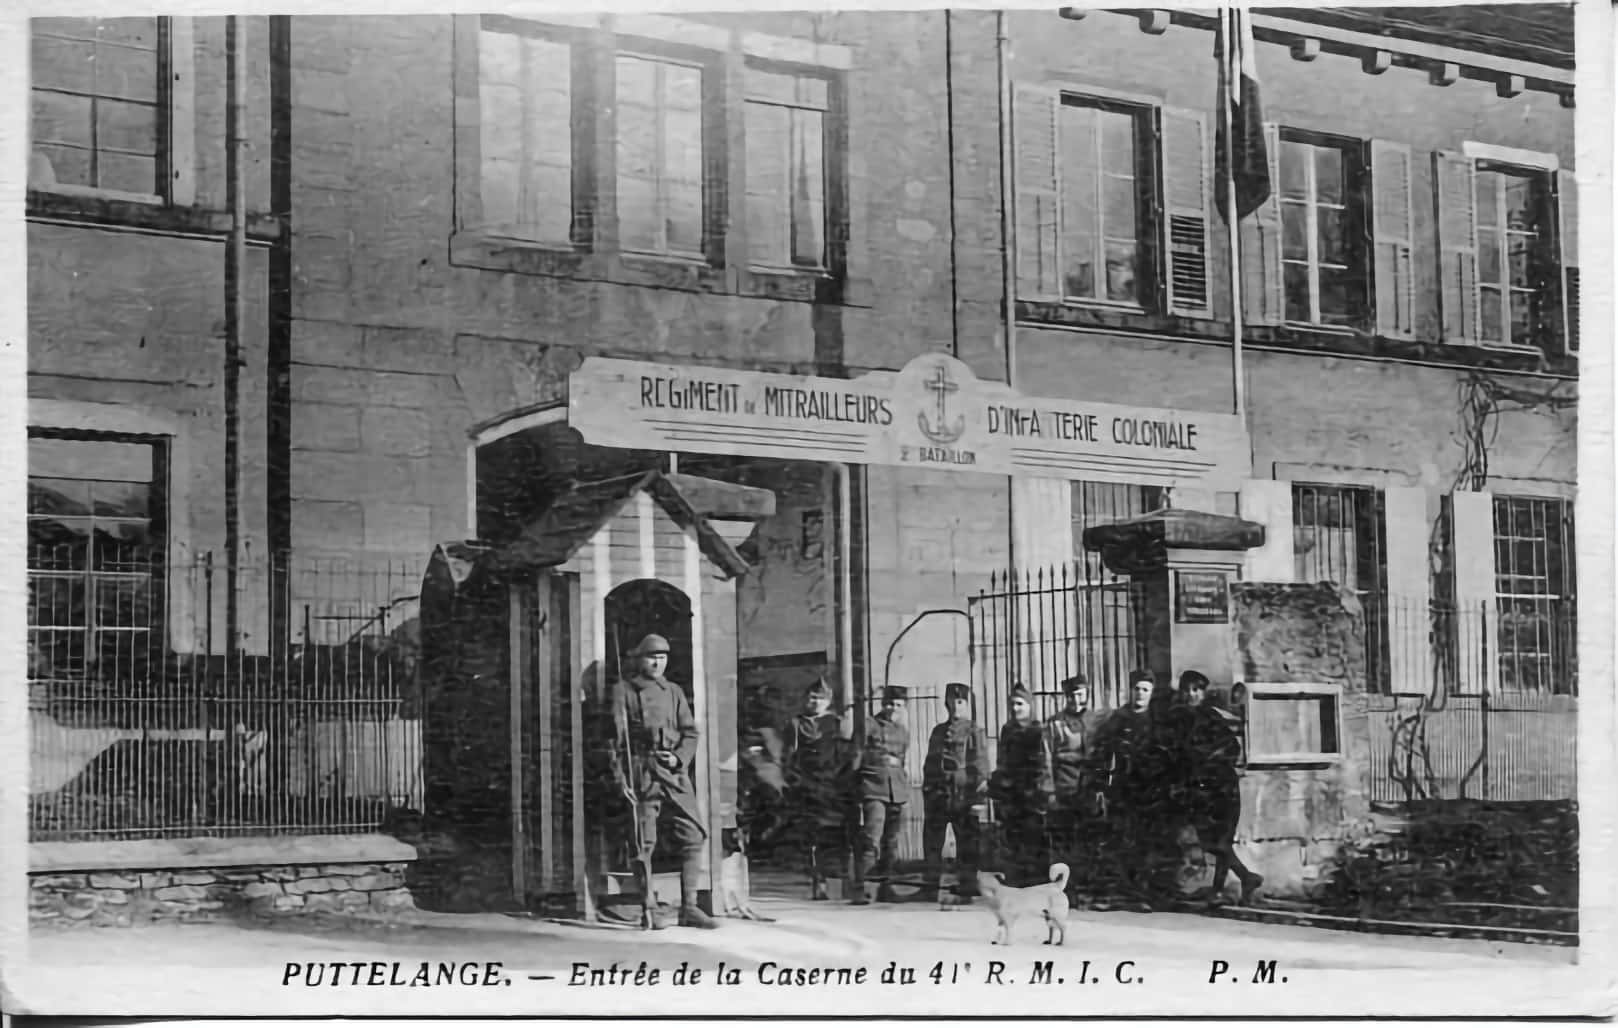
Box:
569, 353, 1251, 490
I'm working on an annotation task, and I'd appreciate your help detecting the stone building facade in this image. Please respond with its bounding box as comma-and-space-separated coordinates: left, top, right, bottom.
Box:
24, 7, 1581, 911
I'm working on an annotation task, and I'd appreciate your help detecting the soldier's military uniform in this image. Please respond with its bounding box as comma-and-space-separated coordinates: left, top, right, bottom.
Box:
1090, 670, 1160, 900
851, 685, 912, 904
785, 678, 851, 897
921, 682, 990, 901
604, 634, 718, 930
1046, 676, 1105, 887
992, 684, 1054, 887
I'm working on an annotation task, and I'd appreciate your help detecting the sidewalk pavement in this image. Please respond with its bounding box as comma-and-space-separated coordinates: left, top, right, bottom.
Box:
26, 872, 1572, 975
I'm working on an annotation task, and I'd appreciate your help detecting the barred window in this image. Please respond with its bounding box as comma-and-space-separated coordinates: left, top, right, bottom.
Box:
1293, 483, 1390, 692
1493, 496, 1575, 693
27, 433, 166, 681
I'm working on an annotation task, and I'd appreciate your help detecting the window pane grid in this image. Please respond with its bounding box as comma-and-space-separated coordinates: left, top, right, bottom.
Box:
27, 435, 163, 682
1477, 167, 1548, 348
30, 17, 162, 195
1491, 496, 1573, 693
617, 53, 706, 258
1058, 100, 1143, 307
1281, 138, 1352, 326
745, 81, 827, 270
477, 26, 573, 244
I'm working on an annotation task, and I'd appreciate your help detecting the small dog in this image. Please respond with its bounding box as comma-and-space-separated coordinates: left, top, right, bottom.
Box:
976, 863, 1071, 946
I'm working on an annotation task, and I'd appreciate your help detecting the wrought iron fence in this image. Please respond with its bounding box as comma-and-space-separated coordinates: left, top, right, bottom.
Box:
968, 563, 1147, 729
27, 550, 425, 841
1369, 595, 1577, 802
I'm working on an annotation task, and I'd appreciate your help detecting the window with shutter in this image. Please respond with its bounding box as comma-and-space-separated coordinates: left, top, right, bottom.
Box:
1160, 107, 1211, 315
1056, 97, 1152, 307
1014, 89, 1167, 311
1473, 162, 1557, 351
1369, 139, 1415, 338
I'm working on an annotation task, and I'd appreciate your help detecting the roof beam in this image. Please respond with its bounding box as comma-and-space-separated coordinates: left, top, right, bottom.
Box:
1112, 8, 1573, 99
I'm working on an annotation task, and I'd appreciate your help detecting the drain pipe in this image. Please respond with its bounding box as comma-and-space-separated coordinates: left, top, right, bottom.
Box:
997, 10, 1017, 393
836, 462, 858, 738
224, 15, 247, 651
996, 11, 1019, 574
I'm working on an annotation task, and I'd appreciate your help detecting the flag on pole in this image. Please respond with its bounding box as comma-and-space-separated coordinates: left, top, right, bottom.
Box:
1216, 6, 1270, 222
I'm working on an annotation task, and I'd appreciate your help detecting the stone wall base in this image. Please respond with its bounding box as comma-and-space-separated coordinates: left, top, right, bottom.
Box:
30, 862, 415, 927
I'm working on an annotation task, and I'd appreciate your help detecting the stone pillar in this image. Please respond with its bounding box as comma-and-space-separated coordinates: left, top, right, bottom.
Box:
1081, 508, 1266, 690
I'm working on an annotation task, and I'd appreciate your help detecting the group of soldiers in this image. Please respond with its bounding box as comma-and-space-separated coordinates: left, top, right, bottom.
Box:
590, 631, 1263, 931
772, 668, 1264, 907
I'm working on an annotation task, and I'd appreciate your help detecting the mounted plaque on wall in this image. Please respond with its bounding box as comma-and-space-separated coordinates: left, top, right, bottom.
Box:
1175, 570, 1230, 624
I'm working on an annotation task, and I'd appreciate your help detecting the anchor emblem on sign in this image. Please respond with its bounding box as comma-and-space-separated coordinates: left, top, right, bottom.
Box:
917, 363, 966, 445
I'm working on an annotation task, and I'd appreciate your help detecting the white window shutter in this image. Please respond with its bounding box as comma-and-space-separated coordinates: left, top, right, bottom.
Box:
1013, 85, 1062, 301
1239, 122, 1284, 325
1448, 490, 1496, 696
1383, 485, 1430, 694
1558, 167, 1579, 354
1239, 478, 1294, 582
167, 17, 196, 207
1160, 106, 1211, 316
1434, 150, 1480, 345
1369, 139, 1415, 339
1012, 477, 1075, 573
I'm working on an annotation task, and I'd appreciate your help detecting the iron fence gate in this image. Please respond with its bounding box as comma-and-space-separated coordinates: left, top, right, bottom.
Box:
28, 552, 426, 841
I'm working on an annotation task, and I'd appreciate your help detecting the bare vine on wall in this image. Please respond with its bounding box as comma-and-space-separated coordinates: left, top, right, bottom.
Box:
1388, 369, 1575, 802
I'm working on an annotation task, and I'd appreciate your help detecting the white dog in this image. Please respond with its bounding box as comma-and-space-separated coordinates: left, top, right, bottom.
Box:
975, 863, 1071, 946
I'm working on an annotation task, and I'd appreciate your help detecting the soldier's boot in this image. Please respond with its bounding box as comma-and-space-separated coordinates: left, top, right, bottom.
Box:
635, 867, 669, 931
849, 874, 872, 905
1238, 872, 1264, 905
678, 859, 720, 930
915, 880, 941, 903
875, 880, 902, 904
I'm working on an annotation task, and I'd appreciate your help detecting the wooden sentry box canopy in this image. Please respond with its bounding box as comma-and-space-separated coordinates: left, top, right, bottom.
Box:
418, 470, 762, 918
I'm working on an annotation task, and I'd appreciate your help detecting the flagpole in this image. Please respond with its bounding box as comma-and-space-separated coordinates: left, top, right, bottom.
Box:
1223, 7, 1247, 421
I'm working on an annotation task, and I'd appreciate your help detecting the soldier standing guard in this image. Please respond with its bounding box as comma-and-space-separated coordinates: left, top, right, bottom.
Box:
920, 681, 990, 903
850, 685, 911, 905
991, 684, 1054, 887
605, 634, 720, 930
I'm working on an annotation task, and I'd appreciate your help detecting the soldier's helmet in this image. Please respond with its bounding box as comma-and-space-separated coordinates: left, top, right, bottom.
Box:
944, 681, 972, 703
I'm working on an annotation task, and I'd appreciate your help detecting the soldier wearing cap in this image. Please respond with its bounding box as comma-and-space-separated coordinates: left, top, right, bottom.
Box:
850, 684, 911, 904
1176, 670, 1263, 904
991, 684, 1055, 887
785, 678, 851, 899
1091, 669, 1162, 902
920, 682, 990, 903
1046, 675, 1105, 888
604, 633, 719, 930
